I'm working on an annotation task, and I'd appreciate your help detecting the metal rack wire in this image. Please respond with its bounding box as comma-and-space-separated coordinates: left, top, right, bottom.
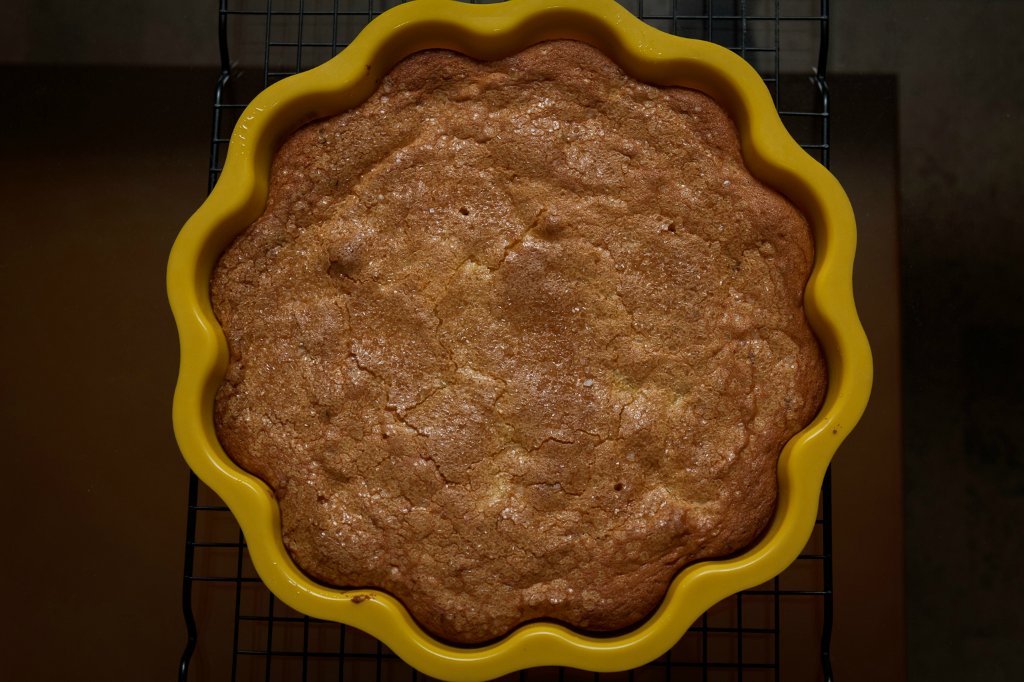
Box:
181, 1, 833, 680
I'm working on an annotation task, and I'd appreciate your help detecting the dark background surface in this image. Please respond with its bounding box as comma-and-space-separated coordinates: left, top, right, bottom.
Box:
1, 1, 1021, 680
831, 3, 1024, 679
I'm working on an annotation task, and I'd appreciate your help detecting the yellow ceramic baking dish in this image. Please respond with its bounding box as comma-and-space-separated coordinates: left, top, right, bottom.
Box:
167, 0, 872, 678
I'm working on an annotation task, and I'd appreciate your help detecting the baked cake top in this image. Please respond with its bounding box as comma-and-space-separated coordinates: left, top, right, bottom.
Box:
211, 40, 825, 643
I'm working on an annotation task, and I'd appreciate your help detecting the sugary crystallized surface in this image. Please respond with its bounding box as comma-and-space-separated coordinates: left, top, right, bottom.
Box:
211, 40, 826, 643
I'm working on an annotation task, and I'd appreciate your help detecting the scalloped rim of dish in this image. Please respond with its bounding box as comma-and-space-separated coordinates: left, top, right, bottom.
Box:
167, 0, 872, 679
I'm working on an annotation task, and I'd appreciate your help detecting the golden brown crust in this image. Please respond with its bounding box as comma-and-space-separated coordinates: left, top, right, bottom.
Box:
211, 40, 826, 644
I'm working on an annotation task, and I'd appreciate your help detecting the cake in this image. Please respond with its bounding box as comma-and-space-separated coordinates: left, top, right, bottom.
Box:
211, 40, 826, 644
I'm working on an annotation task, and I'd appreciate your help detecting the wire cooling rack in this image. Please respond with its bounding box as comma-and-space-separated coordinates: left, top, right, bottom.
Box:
181, 1, 834, 680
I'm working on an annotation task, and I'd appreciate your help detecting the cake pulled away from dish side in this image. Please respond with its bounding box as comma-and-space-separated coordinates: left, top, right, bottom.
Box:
211, 40, 826, 644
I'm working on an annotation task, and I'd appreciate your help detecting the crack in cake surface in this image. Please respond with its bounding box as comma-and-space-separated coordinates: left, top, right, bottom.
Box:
211, 40, 826, 643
